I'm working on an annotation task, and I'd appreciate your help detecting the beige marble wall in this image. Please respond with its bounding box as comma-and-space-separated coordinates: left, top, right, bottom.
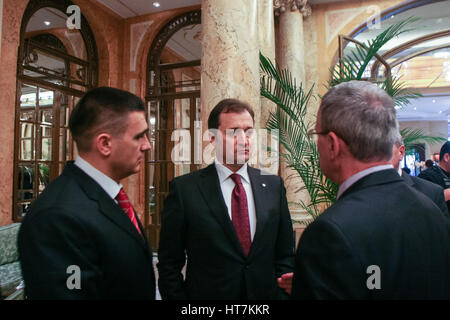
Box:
0, 0, 3, 57
0, 0, 29, 225
201, 0, 261, 166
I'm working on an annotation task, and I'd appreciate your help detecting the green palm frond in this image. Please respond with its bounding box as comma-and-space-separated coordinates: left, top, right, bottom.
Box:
401, 128, 446, 152
259, 17, 429, 220
260, 53, 338, 217
379, 77, 422, 108
328, 16, 420, 101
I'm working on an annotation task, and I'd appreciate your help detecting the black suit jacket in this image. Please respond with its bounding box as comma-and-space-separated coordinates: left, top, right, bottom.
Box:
402, 173, 449, 217
291, 169, 450, 299
157, 164, 295, 300
18, 162, 156, 300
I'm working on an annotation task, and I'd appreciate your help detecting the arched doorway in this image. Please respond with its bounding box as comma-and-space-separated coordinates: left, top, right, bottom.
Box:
338, 0, 450, 175
145, 10, 201, 249
13, 0, 98, 221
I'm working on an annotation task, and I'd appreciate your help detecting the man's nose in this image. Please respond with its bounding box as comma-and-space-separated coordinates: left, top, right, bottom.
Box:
142, 134, 152, 151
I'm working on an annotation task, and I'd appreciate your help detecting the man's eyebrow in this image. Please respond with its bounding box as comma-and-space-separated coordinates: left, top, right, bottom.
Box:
228, 126, 254, 130
135, 128, 150, 137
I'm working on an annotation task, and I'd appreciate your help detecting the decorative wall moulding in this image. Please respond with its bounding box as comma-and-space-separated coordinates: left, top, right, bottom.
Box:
274, 0, 312, 17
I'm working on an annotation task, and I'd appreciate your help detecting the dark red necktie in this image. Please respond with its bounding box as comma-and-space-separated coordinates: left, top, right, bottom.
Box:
230, 174, 252, 256
116, 188, 142, 235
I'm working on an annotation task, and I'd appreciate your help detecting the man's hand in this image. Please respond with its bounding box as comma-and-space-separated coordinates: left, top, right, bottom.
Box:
277, 272, 293, 295
444, 189, 450, 201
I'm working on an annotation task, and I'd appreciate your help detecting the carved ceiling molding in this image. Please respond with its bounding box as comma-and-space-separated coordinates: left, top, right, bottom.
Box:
274, 0, 312, 17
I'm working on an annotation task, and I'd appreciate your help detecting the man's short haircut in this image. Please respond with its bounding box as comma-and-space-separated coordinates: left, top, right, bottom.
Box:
319, 80, 398, 162
439, 141, 450, 162
208, 99, 254, 130
69, 87, 145, 152
425, 159, 434, 168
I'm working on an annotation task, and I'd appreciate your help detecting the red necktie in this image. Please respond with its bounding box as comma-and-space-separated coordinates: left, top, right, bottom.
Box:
230, 174, 252, 256
116, 188, 142, 235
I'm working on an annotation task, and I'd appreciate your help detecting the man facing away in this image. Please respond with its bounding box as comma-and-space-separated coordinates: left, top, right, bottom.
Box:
157, 98, 295, 300
19, 87, 156, 299
419, 141, 450, 212
291, 80, 450, 299
392, 134, 448, 217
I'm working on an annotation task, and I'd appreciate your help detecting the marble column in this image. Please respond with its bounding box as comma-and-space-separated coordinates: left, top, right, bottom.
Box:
259, 0, 276, 128
275, 0, 311, 84
274, 0, 312, 215
201, 0, 260, 166
258, 0, 278, 174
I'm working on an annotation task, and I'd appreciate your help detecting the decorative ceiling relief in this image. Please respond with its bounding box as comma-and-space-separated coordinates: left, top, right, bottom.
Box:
273, 0, 312, 17
325, 7, 366, 46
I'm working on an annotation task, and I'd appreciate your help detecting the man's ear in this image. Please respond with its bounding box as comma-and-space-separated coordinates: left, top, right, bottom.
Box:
445, 153, 450, 161
399, 145, 406, 159
327, 131, 341, 159
209, 129, 218, 145
96, 133, 112, 156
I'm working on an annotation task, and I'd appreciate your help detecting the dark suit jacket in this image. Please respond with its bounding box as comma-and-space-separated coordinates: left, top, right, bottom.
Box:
291, 169, 450, 299
402, 173, 449, 217
157, 164, 295, 300
18, 162, 156, 300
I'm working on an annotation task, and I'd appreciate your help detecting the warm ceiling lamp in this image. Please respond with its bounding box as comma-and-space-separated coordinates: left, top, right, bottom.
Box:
153, 2, 161, 7
44, 21, 51, 26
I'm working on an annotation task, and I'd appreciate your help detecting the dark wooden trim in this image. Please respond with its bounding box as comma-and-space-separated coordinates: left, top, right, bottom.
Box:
146, 90, 200, 101
146, 10, 201, 97
18, 76, 85, 97
338, 35, 392, 81
158, 59, 201, 70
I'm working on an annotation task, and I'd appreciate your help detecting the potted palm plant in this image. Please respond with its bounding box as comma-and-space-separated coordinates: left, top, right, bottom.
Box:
260, 17, 444, 221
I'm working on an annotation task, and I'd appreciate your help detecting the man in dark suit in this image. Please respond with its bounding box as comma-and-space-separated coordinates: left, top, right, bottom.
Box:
157, 99, 295, 300
419, 141, 450, 212
291, 81, 450, 299
392, 134, 448, 217
18, 87, 156, 299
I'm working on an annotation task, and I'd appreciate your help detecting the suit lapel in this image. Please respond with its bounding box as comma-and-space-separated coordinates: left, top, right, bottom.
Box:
247, 166, 270, 259
97, 195, 148, 247
64, 162, 148, 250
196, 164, 245, 255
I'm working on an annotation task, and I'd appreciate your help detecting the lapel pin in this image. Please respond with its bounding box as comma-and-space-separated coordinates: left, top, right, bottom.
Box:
262, 183, 266, 187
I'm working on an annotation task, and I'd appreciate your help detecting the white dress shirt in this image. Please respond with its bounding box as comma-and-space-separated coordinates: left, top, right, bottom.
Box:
215, 161, 257, 240
336, 164, 394, 199
74, 156, 122, 203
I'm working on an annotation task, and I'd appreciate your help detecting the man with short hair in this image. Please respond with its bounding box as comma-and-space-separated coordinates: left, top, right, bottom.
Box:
419, 141, 450, 212
392, 134, 448, 216
157, 98, 295, 300
19, 87, 156, 299
291, 81, 450, 299
424, 159, 434, 169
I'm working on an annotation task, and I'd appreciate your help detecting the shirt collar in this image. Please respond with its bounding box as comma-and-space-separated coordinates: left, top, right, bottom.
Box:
214, 159, 250, 184
337, 164, 394, 200
74, 155, 123, 200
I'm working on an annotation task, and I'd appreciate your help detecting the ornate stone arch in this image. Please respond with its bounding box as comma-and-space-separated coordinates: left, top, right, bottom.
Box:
145, 10, 201, 97
18, 0, 98, 93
